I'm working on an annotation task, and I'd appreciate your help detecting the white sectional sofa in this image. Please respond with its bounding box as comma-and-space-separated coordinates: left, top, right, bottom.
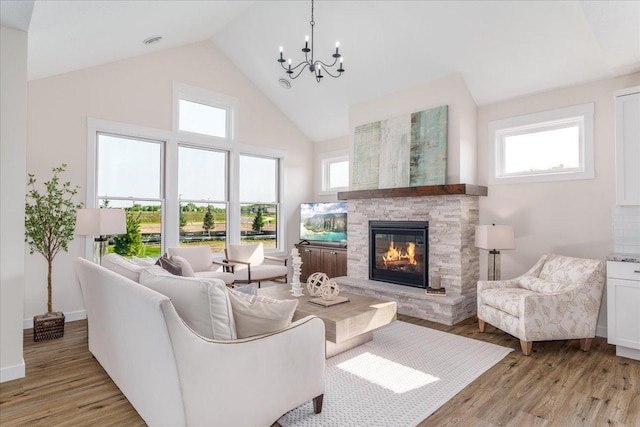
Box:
74, 257, 325, 426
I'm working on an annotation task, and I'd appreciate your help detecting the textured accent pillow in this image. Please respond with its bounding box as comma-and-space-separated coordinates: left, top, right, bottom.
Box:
171, 255, 195, 277
227, 289, 298, 339
140, 266, 236, 340
156, 254, 182, 276
233, 283, 258, 296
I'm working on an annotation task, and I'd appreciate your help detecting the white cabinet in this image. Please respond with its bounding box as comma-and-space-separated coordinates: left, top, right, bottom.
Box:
607, 261, 640, 360
615, 87, 640, 206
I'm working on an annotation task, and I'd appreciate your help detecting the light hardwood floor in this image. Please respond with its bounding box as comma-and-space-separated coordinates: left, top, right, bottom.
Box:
1, 317, 638, 426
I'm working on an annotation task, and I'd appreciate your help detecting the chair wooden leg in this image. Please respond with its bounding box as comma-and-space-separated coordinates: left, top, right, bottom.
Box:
580, 338, 593, 352
313, 394, 324, 414
478, 319, 486, 332
520, 340, 533, 356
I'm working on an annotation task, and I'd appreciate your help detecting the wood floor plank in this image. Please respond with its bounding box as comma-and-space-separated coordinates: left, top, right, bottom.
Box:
2, 316, 639, 426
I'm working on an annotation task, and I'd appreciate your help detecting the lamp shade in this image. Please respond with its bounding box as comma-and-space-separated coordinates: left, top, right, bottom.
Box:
75, 208, 126, 236
475, 224, 515, 250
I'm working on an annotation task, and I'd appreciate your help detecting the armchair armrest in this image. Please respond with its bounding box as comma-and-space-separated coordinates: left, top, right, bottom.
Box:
223, 258, 250, 266
477, 278, 521, 292
213, 259, 235, 273
264, 255, 287, 266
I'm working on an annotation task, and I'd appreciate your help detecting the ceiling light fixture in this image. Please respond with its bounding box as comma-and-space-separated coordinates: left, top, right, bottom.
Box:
277, 0, 344, 82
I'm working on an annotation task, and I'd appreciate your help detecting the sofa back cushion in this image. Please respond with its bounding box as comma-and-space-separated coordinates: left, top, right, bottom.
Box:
139, 266, 236, 340
538, 254, 602, 286
227, 289, 298, 339
101, 253, 145, 282
167, 246, 212, 272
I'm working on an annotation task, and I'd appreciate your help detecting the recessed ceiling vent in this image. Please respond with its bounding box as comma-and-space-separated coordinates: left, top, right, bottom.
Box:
279, 78, 291, 89
143, 36, 163, 45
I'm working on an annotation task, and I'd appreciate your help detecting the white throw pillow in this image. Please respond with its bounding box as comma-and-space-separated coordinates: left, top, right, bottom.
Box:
171, 255, 195, 277
139, 266, 236, 340
227, 289, 298, 339
101, 253, 144, 282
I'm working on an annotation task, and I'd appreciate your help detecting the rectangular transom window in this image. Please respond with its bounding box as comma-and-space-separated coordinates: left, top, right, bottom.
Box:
320, 150, 350, 193
489, 103, 594, 184
178, 100, 227, 138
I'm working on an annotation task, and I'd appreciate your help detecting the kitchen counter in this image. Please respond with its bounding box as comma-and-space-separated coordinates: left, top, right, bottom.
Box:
607, 253, 640, 263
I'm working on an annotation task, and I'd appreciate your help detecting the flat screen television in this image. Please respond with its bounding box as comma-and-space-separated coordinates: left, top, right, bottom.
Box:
299, 202, 347, 243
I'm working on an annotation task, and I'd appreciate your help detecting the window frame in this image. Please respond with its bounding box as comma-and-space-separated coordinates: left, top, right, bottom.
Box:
319, 149, 350, 194
87, 83, 286, 258
173, 82, 239, 141
488, 103, 594, 185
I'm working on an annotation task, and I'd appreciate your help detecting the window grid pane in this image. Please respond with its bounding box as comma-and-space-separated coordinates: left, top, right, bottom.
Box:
179, 202, 227, 254
179, 99, 227, 138
178, 146, 227, 201
329, 160, 349, 188
240, 203, 278, 250
502, 126, 580, 175
97, 134, 162, 199
239, 155, 278, 203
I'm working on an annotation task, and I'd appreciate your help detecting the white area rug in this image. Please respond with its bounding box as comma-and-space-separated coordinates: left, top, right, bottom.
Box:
279, 321, 512, 427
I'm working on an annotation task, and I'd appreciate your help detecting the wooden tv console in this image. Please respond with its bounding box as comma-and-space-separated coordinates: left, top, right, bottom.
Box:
295, 243, 347, 282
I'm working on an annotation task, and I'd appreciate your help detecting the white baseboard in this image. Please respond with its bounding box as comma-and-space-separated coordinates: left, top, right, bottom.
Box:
23, 310, 87, 329
0, 360, 25, 383
596, 324, 607, 339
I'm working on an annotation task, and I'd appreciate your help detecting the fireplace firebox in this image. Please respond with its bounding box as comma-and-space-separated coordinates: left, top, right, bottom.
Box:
369, 221, 428, 288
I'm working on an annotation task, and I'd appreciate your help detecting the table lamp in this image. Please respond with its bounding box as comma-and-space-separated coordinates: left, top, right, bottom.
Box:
475, 224, 515, 280
75, 208, 126, 264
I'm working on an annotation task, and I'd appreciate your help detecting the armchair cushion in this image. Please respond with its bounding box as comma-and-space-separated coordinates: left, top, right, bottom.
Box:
140, 266, 237, 340
233, 264, 288, 282
481, 288, 535, 317
227, 243, 264, 267
227, 289, 298, 339
538, 254, 600, 285
167, 246, 214, 272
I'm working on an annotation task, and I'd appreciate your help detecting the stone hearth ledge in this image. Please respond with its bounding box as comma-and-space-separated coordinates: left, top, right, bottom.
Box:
334, 276, 477, 326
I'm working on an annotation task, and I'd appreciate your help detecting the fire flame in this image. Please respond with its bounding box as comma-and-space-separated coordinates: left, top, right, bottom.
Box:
382, 242, 417, 266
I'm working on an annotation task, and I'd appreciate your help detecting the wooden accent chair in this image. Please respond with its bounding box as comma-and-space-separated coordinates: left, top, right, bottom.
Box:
166, 246, 235, 285
224, 243, 287, 287
477, 253, 606, 356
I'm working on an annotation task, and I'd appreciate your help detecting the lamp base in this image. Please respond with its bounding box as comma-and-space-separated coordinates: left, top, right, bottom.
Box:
488, 250, 501, 281
93, 237, 108, 265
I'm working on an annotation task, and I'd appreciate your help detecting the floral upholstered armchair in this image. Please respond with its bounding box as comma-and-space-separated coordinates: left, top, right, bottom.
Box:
477, 253, 606, 355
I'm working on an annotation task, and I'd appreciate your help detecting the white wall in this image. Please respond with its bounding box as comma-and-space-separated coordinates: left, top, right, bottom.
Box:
25, 41, 314, 322
477, 72, 640, 334
1, 26, 27, 382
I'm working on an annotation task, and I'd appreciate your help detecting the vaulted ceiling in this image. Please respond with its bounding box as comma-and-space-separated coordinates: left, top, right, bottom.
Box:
2, 0, 639, 142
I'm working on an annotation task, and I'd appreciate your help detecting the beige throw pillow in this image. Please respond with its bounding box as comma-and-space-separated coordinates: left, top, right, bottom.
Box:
227, 289, 298, 339
171, 255, 195, 277
140, 266, 237, 340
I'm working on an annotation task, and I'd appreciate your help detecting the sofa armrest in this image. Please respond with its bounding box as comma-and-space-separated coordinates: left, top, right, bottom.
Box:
161, 305, 326, 427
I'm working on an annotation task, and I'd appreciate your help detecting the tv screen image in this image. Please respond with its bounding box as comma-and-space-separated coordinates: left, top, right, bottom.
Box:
300, 202, 347, 243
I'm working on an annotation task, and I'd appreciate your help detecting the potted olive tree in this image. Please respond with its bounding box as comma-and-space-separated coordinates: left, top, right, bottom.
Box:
25, 164, 83, 341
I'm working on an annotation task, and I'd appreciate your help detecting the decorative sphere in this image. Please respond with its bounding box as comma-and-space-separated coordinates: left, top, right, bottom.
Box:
307, 272, 329, 296
320, 279, 340, 301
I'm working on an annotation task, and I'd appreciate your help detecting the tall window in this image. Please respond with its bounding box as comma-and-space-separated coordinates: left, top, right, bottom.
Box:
96, 133, 164, 257
239, 154, 279, 249
178, 146, 228, 254
489, 103, 594, 184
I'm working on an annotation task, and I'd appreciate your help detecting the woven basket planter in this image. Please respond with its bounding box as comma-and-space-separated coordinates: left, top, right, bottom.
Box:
33, 312, 65, 342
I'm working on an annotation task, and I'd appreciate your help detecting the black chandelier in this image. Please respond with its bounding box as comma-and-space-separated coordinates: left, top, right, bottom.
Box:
277, 0, 344, 82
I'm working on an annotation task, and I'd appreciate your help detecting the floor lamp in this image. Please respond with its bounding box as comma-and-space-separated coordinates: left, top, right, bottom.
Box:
75, 208, 126, 265
475, 224, 515, 281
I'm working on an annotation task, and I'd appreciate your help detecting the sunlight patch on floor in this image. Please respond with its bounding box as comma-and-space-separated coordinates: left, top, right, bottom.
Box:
336, 352, 440, 393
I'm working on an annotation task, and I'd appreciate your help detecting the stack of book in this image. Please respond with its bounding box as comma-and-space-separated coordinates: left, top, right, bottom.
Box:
426, 287, 446, 296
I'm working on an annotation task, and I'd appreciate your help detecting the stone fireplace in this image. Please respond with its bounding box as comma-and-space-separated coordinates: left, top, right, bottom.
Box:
334, 184, 486, 325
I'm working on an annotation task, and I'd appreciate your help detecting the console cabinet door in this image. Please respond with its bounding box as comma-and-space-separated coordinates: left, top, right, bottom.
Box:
321, 249, 347, 278
298, 246, 321, 282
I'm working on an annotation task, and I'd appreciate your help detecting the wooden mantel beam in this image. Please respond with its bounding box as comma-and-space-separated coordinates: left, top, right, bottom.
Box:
337, 184, 488, 200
